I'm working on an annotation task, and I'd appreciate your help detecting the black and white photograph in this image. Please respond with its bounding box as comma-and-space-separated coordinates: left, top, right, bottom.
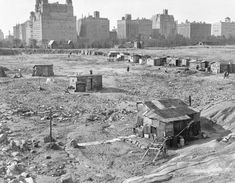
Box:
0, 0, 235, 182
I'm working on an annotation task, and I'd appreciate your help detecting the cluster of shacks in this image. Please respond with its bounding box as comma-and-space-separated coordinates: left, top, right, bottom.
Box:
108, 51, 235, 74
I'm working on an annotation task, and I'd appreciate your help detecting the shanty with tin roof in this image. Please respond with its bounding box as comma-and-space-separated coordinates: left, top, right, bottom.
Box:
134, 98, 201, 147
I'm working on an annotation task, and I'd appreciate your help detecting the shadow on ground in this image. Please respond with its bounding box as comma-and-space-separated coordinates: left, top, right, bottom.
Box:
100, 87, 128, 93
181, 116, 232, 148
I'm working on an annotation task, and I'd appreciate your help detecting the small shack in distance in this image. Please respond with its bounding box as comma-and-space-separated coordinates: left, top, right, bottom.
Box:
147, 57, 167, 66
32, 65, 54, 77
0, 67, 7, 77
69, 74, 103, 92
210, 62, 235, 73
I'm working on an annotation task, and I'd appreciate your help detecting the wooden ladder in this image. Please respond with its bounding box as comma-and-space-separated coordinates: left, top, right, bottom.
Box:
141, 137, 167, 162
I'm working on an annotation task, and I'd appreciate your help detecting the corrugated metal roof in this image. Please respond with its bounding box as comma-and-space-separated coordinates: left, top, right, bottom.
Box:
148, 99, 188, 109
143, 99, 198, 123
145, 109, 191, 123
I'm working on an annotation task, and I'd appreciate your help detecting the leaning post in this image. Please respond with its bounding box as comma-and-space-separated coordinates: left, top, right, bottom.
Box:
49, 109, 53, 142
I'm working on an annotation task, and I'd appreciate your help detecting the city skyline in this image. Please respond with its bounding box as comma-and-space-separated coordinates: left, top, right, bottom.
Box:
1, 0, 235, 36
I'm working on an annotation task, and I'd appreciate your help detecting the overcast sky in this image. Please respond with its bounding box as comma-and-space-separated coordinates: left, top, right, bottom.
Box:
0, 0, 235, 36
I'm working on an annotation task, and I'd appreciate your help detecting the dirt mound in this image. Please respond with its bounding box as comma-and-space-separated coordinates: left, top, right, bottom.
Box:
201, 100, 235, 131
0, 67, 7, 77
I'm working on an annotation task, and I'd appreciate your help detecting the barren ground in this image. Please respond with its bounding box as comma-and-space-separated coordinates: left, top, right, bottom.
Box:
0, 46, 235, 183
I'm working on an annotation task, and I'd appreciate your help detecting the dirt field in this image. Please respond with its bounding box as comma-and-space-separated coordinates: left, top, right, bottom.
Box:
0, 47, 235, 183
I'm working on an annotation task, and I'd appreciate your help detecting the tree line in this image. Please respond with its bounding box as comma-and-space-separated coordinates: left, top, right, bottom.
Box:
1, 35, 235, 48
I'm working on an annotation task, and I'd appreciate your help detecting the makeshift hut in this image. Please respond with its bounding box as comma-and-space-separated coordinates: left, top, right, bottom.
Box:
48, 40, 58, 49
0, 67, 7, 77
130, 54, 142, 63
69, 75, 103, 92
166, 57, 173, 66
175, 58, 182, 67
210, 62, 235, 74
167, 57, 181, 67
147, 57, 161, 66
32, 65, 54, 77
160, 57, 167, 66
107, 51, 120, 62
134, 99, 201, 147
189, 60, 201, 70
181, 58, 190, 67
67, 40, 74, 49
200, 61, 210, 70
116, 54, 125, 61
134, 41, 144, 49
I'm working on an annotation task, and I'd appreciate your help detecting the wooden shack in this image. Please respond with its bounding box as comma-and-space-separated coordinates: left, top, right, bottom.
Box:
160, 57, 167, 66
0, 67, 6, 77
167, 58, 182, 67
200, 61, 209, 70
147, 57, 167, 66
134, 41, 144, 49
189, 60, 201, 70
210, 62, 235, 74
134, 99, 201, 147
147, 57, 161, 66
181, 58, 190, 67
32, 65, 54, 77
48, 40, 58, 49
130, 54, 142, 63
69, 75, 102, 92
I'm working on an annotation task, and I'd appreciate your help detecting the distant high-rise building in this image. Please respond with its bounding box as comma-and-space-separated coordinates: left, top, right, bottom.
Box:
30, 0, 77, 45
19, 23, 26, 43
77, 11, 110, 45
117, 14, 138, 40
135, 19, 152, 40
25, 20, 33, 46
152, 9, 177, 38
13, 24, 20, 39
212, 17, 235, 38
0, 29, 4, 40
177, 21, 211, 42
117, 15, 152, 40
109, 29, 117, 42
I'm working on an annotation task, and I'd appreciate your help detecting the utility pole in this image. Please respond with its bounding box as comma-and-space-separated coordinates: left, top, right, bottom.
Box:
189, 95, 192, 106
49, 109, 53, 142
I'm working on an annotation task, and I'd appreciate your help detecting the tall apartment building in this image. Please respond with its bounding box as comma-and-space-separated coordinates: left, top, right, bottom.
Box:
0, 29, 4, 40
117, 14, 152, 40
212, 17, 235, 38
77, 11, 110, 45
29, 0, 77, 45
152, 9, 177, 38
13, 24, 20, 39
177, 21, 211, 42
19, 23, 26, 43
109, 29, 117, 42
25, 20, 33, 46
135, 19, 152, 40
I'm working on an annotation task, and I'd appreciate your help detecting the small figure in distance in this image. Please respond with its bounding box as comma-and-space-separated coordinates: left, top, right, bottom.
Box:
127, 66, 130, 72
224, 71, 229, 79
90, 70, 93, 75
